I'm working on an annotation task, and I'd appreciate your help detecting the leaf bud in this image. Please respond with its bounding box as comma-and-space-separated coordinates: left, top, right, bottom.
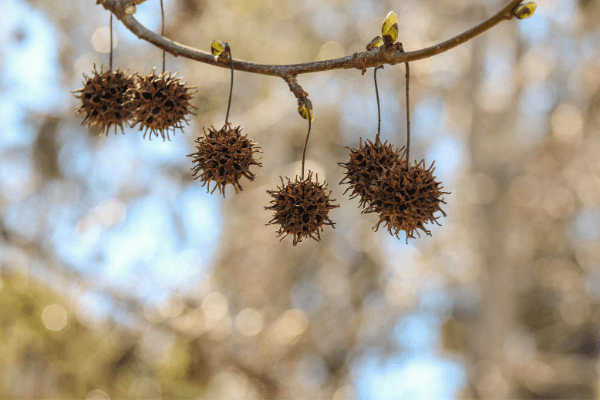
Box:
211, 40, 229, 58
381, 11, 398, 45
297, 98, 314, 121
513, 2, 537, 19
366, 36, 383, 51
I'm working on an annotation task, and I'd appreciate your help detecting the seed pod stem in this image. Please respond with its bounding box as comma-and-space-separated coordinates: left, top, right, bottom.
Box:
301, 98, 312, 180
225, 45, 233, 125
374, 65, 384, 146
405, 62, 410, 169
160, 0, 165, 73
109, 12, 113, 71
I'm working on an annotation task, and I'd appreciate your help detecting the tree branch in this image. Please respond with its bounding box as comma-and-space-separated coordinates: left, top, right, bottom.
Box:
99, 0, 525, 99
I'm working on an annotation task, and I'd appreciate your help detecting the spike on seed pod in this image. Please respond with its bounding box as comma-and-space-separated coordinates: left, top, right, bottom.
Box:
74, 65, 135, 135
365, 159, 449, 243
338, 138, 405, 209
128, 69, 196, 141
188, 123, 262, 196
265, 171, 339, 246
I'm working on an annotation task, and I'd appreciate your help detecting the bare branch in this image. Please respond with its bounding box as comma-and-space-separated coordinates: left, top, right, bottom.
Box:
101, 0, 523, 77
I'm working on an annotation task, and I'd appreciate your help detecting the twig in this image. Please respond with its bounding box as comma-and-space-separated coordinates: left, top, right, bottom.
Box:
284, 75, 309, 100
100, 0, 523, 79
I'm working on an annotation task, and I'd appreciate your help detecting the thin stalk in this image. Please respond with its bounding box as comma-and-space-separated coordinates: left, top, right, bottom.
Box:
405, 62, 410, 169
109, 12, 113, 71
160, 0, 165, 73
225, 46, 233, 125
374, 65, 383, 145
301, 107, 311, 180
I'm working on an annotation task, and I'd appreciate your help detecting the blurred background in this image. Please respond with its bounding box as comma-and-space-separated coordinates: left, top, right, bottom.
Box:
1, 0, 599, 398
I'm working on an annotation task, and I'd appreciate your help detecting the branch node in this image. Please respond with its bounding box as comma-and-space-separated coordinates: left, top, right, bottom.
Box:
284, 75, 308, 100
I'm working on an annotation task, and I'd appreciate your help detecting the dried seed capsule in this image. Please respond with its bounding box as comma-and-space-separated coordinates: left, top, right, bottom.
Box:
188, 123, 262, 196
128, 69, 196, 140
365, 159, 449, 242
338, 138, 404, 209
74, 65, 135, 135
266, 171, 339, 246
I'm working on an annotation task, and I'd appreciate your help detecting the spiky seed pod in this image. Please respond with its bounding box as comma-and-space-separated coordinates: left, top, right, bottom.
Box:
74, 66, 135, 135
128, 69, 196, 141
188, 123, 262, 196
365, 159, 449, 242
265, 171, 339, 246
338, 138, 405, 209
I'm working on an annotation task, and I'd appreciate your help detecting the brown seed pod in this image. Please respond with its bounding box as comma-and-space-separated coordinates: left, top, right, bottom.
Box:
265, 171, 339, 246
365, 159, 449, 242
338, 138, 404, 208
74, 65, 135, 135
188, 123, 262, 196
128, 69, 196, 141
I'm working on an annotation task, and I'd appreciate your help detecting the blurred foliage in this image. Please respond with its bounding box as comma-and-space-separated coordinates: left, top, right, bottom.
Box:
0, 272, 210, 399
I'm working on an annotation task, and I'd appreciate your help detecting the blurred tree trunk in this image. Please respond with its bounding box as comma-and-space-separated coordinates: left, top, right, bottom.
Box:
461, 24, 519, 399
456, 17, 600, 400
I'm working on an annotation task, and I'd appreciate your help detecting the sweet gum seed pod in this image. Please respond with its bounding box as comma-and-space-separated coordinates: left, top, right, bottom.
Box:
74, 65, 135, 136
265, 171, 339, 246
365, 159, 449, 242
188, 123, 262, 196
128, 69, 196, 140
338, 138, 404, 209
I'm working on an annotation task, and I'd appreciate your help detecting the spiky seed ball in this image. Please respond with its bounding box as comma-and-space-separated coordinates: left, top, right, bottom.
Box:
365, 159, 449, 242
74, 66, 135, 135
188, 123, 262, 196
338, 138, 404, 208
265, 171, 339, 246
128, 69, 196, 141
